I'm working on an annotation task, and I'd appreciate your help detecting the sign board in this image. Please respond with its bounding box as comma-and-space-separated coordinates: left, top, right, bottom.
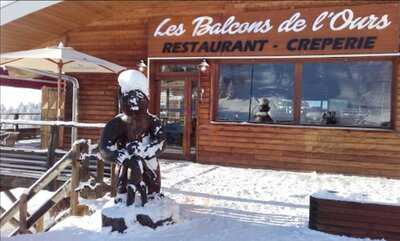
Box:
147, 3, 399, 57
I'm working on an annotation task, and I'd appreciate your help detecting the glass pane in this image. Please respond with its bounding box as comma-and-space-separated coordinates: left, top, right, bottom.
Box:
250, 64, 295, 123
160, 64, 198, 72
217, 64, 252, 122
301, 61, 392, 128
160, 80, 185, 152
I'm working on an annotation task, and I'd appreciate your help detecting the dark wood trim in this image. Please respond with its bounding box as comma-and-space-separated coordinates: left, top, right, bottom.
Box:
183, 78, 192, 160
149, 61, 158, 114
195, 72, 200, 162
210, 61, 218, 122
293, 63, 302, 124
211, 56, 394, 64
392, 57, 398, 131
151, 60, 201, 161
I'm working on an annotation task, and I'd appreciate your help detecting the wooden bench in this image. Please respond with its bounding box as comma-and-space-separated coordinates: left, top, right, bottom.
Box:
309, 191, 400, 241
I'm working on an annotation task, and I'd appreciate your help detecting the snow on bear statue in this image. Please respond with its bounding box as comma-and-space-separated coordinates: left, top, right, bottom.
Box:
101, 194, 180, 233
100, 69, 180, 232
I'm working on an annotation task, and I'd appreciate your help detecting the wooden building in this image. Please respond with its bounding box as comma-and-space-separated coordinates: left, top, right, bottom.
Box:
1, 1, 399, 178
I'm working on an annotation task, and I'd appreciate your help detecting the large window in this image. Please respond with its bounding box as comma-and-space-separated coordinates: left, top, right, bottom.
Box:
301, 61, 392, 128
216, 60, 393, 128
217, 63, 294, 123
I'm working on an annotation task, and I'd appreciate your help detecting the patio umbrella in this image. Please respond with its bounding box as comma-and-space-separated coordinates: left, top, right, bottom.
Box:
0, 42, 126, 119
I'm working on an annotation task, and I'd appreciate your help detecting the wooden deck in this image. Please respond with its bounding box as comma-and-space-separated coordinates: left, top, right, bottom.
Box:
309, 195, 400, 241
0, 147, 110, 191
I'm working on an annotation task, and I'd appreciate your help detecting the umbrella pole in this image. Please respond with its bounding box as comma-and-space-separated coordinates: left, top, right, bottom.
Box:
57, 63, 62, 121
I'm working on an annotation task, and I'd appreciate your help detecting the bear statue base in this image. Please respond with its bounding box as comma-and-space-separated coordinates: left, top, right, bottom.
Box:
101, 194, 179, 233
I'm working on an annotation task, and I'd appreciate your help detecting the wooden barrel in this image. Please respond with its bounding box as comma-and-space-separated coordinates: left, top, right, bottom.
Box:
309, 194, 400, 241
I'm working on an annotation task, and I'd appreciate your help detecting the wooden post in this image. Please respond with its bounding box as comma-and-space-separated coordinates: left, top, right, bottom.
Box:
47, 125, 59, 191
110, 163, 116, 197
19, 193, 28, 234
80, 159, 90, 182
70, 142, 81, 216
14, 114, 19, 131
47, 126, 58, 166
96, 160, 104, 183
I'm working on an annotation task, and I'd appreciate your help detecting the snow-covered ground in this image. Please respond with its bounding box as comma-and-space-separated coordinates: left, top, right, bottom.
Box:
2, 159, 400, 241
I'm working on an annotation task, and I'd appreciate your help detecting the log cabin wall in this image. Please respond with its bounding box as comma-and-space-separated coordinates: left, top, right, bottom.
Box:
61, 1, 399, 177
197, 61, 400, 178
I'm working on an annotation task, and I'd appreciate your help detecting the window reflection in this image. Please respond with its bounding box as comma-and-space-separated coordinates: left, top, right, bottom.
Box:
301, 61, 392, 128
217, 64, 252, 122
251, 64, 294, 123
216, 63, 295, 123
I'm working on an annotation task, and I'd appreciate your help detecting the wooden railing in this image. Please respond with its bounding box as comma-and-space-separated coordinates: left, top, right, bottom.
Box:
0, 112, 41, 131
0, 120, 118, 236
0, 140, 89, 236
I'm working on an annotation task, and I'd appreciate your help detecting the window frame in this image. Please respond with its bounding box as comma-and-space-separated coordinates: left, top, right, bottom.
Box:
211, 57, 397, 129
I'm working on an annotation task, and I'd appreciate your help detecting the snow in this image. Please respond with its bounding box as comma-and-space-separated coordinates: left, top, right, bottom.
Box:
118, 69, 149, 96
0, 188, 55, 237
312, 190, 400, 206
0, 188, 54, 214
102, 194, 180, 227
2, 160, 399, 241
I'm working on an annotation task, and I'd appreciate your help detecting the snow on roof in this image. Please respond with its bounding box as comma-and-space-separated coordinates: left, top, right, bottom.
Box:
0, 1, 61, 26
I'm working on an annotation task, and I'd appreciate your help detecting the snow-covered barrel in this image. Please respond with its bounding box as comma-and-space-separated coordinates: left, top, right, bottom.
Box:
309, 190, 400, 241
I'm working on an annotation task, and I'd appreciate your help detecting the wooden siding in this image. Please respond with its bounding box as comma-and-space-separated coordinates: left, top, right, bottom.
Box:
34, 1, 400, 177
197, 61, 400, 178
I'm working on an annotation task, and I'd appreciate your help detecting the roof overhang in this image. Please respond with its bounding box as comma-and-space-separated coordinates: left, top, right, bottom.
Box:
1, 1, 61, 26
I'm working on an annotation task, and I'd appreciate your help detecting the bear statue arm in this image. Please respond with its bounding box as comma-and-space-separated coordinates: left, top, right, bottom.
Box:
142, 117, 166, 160
99, 118, 126, 163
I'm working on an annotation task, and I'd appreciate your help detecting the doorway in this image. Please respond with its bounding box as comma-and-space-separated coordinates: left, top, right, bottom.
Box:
152, 63, 199, 160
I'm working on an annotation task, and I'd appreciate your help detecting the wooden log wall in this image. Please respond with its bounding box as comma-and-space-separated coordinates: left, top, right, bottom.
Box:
197, 61, 400, 178
62, 1, 399, 177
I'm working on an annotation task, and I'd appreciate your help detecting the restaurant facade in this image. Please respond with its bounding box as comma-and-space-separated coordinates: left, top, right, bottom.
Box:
2, 1, 399, 178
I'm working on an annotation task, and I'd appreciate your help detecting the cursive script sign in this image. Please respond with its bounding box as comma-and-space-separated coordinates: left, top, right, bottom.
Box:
148, 3, 399, 57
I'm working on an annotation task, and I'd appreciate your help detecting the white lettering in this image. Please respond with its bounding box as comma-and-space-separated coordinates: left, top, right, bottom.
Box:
375, 15, 391, 30
278, 12, 307, 32
192, 16, 214, 36
153, 18, 185, 37
312, 11, 328, 31
221, 16, 236, 34
154, 18, 170, 37
154, 10, 392, 38
330, 9, 353, 31
228, 22, 240, 34
193, 15, 273, 36
328, 9, 391, 31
